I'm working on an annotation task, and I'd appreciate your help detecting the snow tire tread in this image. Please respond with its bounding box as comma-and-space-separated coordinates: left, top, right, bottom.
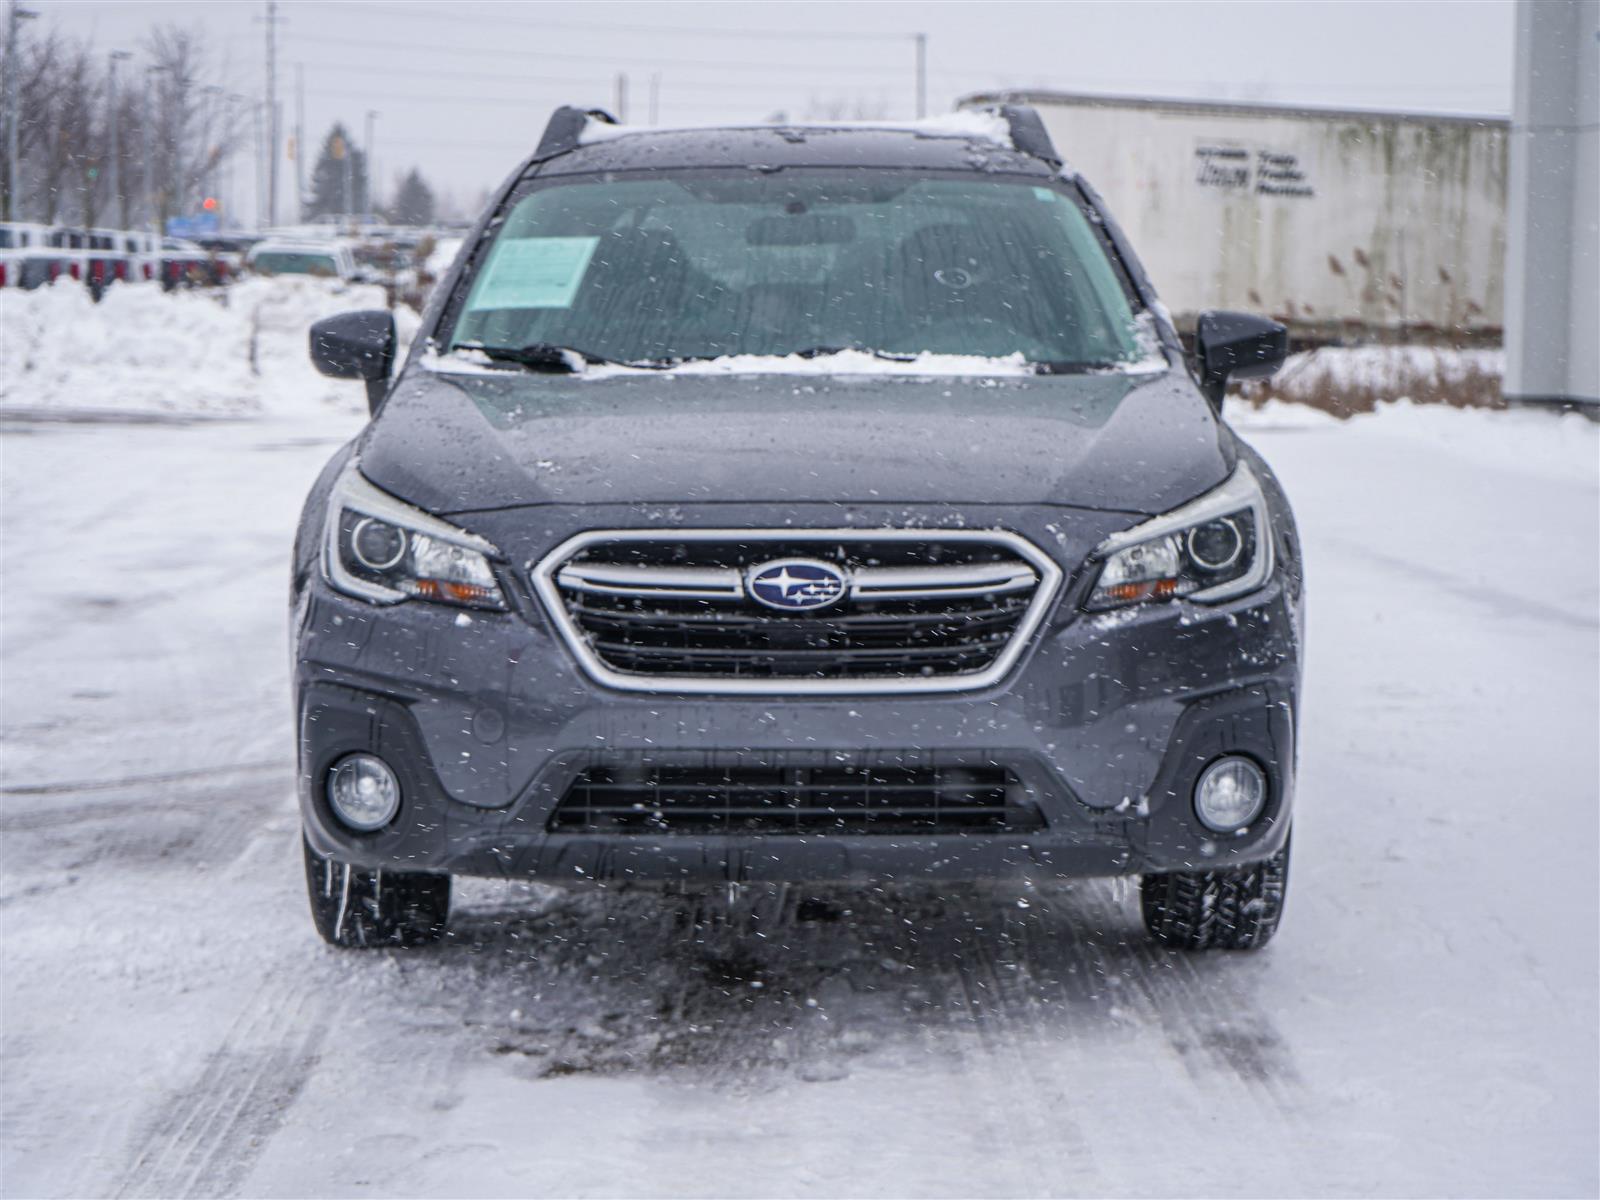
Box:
302, 837, 450, 948
1140, 836, 1289, 951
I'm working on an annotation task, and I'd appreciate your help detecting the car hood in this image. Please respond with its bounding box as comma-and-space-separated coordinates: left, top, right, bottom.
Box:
358, 364, 1231, 517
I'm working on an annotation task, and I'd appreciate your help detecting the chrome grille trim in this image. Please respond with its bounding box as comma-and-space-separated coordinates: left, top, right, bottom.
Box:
556, 558, 1039, 603
557, 562, 744, 600
531, 528, 1063, 696
849, 561, 1038, 600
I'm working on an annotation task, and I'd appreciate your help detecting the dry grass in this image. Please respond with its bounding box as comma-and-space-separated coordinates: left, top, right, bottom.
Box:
1237, 345, 1504, 419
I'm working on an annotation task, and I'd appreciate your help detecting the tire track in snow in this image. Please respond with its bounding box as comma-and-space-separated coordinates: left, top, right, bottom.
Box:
949, 914, 1108, 1196
1117, 926, 1309, 1174
113, 974, 336, 1199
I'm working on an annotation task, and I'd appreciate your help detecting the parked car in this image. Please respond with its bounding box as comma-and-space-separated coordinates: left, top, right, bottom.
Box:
157, 236, 229, 290
247, 239, 356, 281
0, 226, 126, 295
294, 105, 1302, 951
0, 221, 53, 288
195, 233, 259, 281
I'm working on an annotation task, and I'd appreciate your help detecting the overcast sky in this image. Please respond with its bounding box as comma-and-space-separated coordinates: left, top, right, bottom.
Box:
39, 0, 1515, 223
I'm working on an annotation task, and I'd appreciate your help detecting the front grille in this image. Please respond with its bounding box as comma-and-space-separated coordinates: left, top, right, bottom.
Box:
550, 763, 1042, 835
533, 530, 1060, 693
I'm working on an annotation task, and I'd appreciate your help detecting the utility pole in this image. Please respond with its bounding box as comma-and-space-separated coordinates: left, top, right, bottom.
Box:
4, 3, 39, 221
364, 108, 377, 217
141, 67, 157, 234
250, 98, 263, 229
224, 93, 244, 228
294, 63, 304, 221
264, 0, 279, 226
108, 50, 131, 229
614, 72, 628, 123
914, 33, 927, 119
648, 72, 660, 125
341, 129, 353, 225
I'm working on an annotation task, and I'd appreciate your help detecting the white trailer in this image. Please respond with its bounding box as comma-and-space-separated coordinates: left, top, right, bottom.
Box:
962, 91, 1508, 341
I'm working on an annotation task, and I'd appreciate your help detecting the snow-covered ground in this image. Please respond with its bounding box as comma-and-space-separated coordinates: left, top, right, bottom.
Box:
1, 283, 1596, 1198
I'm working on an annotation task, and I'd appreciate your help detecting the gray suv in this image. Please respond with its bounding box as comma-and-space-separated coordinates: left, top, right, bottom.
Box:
295, 105, 1301, 952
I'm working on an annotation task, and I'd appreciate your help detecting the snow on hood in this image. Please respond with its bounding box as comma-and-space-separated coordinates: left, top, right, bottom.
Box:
421, 345, 1036, 380
421, 345, 1168, 381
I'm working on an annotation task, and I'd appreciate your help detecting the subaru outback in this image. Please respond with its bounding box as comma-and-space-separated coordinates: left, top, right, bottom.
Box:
294, 104, 1301, 951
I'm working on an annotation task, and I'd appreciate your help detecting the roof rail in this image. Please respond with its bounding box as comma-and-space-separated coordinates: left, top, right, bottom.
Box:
996, 104, 1061, 167
532, 105, 618, 162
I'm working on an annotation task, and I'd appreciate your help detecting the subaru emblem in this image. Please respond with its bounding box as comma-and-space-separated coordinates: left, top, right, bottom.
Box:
745, 559, 848, 612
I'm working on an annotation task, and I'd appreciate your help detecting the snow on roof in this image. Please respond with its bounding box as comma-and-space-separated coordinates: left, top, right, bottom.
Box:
959, 89, 1508, 128
577, 108, 1013, 148
250, 239, 349, 254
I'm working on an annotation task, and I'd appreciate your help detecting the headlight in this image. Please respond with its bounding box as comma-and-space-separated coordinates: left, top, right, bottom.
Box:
323, 458, 506, 610
1086, 461, 1274, 610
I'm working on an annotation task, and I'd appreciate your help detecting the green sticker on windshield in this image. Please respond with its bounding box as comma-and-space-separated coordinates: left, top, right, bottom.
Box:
467, 236, 599, 310
1032, 187, 1056, 202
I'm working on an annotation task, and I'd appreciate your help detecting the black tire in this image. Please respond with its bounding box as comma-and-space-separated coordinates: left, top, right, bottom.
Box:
302, 836, 451, 948
1140, 836, 1290, 951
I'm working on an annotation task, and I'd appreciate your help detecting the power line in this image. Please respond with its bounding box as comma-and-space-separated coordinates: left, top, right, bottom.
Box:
281, 28, 906, 74
289, 51, 919, 82
305, 85, 791, 114
302, 74, 902, 102
313, 0, 914, 43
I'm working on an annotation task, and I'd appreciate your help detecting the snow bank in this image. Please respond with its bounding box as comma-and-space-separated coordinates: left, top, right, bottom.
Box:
1242, 344, 1503, 416
1286, 344, 1502, 391
423, 237, 465, 280
0, 278, 419, 419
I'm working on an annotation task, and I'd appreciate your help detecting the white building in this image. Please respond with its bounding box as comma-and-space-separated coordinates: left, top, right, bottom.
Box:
962, 90, 1508, 341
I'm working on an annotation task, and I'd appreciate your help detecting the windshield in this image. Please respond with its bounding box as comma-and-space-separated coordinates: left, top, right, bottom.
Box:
447, 171, 1147, 367
253, 251, 338, 276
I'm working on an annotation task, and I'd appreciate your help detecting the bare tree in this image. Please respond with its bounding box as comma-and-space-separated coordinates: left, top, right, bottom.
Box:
35, 43, 100, 224
63, 46, 106, 226
4, 26, 63, 221
6, 18, 246, 231
142, 25, 242, 229
108, 87, 141, 229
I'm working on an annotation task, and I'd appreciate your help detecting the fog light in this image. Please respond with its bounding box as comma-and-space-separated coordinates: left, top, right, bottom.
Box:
327, 753, 400, 831
1193, 755, 1266, 832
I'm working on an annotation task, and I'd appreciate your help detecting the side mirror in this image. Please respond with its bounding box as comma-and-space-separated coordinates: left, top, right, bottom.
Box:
309, 309, 396, 414
1194, 311, 1288, 409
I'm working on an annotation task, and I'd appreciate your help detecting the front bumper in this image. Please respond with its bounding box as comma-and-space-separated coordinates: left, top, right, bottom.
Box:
295, 523, 1302, 883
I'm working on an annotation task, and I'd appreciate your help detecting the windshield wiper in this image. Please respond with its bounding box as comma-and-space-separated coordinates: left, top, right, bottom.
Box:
1035, 358, 1155, 375
783, 345, 920, 362
462, 342, 670, 373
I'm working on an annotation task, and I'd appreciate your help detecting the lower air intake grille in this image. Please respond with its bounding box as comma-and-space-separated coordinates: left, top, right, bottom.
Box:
550, 764, 1041, 835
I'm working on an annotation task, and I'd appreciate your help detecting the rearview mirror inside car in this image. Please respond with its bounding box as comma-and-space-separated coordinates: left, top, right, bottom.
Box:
309, 310, 396, 414
1194, 310, 1288, 408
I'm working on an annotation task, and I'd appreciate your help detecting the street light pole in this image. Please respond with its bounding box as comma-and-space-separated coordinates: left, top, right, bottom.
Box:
364, 108, 377, 217
4, 2, 40, 221
340, 127, 352, 226
108, 50, 131, 229
294, 63, 304, 221
914, 33, 927, 120
264, 0, 279, 226
142, 65, 161, 235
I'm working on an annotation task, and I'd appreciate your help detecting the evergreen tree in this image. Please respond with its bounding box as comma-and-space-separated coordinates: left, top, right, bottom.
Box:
305, 122, 368, 219
388, 168, 436, 226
